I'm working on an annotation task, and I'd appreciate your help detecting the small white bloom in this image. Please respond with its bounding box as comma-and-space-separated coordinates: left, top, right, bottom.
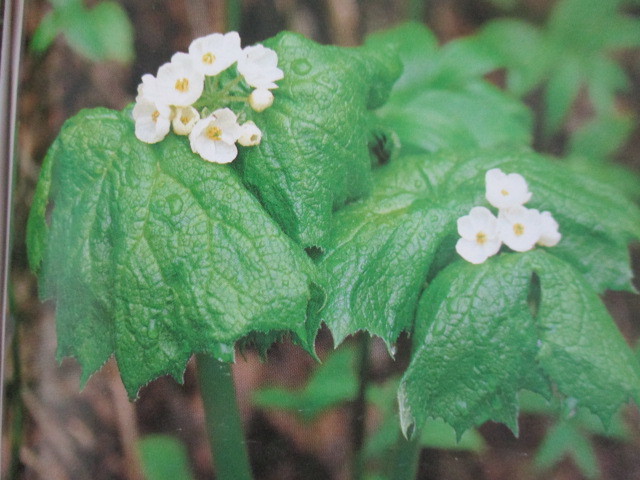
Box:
189, 108, 242, 163
188, 31, 242, 76
249, 88, 274, 112
455, 206, 502, 264
498, 206, 542, 252
237, 45, 284, 89
156, 52, 205, 107
537, 210, 561, 247
132, 97, 172, 144
172, 106, 200, 135
485, 168, 532, 209
136, 73, 164, 104
238, 121, 262, 146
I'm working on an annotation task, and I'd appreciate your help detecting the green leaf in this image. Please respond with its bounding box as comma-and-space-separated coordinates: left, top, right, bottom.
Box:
316, 153, 471, 347
543, 55, 583, 135
371, 23, 533, 153
527, 251, 640, 422
534, 422, 599, 479
398, 254, 549, 438
399, 250, 640, 438
138, 435, 194, 480
568, 113, 634, 160
317, 148, 640, 350
30, 10, 63, 54
87, 2, 135, 63
26, 108, 320, 396
59, 1, 134, 63
476, 19, 550, 96
238, 32, 401, 247
253, 346, 357, 421
381, 81, 532, 154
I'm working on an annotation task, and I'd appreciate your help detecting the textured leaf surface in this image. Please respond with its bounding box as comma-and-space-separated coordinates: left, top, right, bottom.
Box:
399, 251, 640, 438
27, 108, 319, 396
398, 254, 549, 437
369, 23, 532, 154
317, 148, 640, 348
239, 32, 401, 247
529, 252, 640, 421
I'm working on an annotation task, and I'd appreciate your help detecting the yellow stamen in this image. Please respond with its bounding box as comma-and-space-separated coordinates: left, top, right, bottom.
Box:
476, 232, 487, 245
175, 78, 190, 93
151, 110, 160, 123
180, 115, 190, 125
206, 125, 222, 141
513, 223, 525, 236
202, 52, 215, 65
500, 189, 509, 196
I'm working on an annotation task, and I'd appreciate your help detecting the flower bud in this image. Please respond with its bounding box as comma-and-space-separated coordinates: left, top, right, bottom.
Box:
238, 121, 262, 146
249, 88, 274, 112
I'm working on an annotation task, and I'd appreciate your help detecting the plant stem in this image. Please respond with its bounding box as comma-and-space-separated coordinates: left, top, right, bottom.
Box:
351, 333, 371, 480
196, 354, 253, 480
226, 0, 242, 32
389, 431, 422, 480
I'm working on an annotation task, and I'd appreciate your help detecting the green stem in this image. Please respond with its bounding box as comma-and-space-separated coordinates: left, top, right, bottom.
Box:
351, 334, 371, 480
390, 431, 422, 480
196, 354, 253, 480
219, 75, 244, 96
226, 0, 242, 32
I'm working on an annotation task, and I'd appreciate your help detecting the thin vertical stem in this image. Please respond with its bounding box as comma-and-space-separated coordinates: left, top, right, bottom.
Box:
226, 0, 242, 32
351, 333, 371, 480
390, 431, 422, 480
196, 354, 253, 480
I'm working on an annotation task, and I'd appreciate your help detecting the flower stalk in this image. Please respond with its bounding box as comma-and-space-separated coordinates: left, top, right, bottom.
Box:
196, 353, 254, 480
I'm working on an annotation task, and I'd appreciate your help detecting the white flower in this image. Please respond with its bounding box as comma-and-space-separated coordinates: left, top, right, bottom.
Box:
485, 168, 532, 210
136, 73, 163, 104
132, 97, 171, 144
497, 206, 542, 252
172, 106, 200, 135
537, 210, 561, 247
455, 206, 502, 264
237, 45, 284, 89
156, 52, 205, 107
238, 121, 262, 146
249, 88, 274, 112
189, 108, 242, 163
188, 31, 242, 76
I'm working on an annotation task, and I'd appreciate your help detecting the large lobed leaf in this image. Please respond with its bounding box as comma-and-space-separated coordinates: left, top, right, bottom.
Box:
399, 251, 640, 438
238, 31, 401, 247
317, 148, 640, 349
27, 108, 320, 397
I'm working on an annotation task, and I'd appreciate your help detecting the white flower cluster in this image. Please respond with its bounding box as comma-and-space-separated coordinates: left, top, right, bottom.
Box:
132, 31, 283, 164
456, 168, 561, 264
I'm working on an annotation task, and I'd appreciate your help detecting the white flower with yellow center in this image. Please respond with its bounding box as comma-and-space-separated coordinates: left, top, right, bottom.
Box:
238, 121, 262, 146
237, 45, 284, 89
497, 206, 542, 252
189, 108, 242, 163
249, 88, 274, 112
172, 106, 200, 135
537, 210, 562, 247
156, 53, 205, 107
456, 206, 502, 264
485, 168, 532, 210
132, 97, 172, 144
188, 31, 242, 76
136, 73, 163, 104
